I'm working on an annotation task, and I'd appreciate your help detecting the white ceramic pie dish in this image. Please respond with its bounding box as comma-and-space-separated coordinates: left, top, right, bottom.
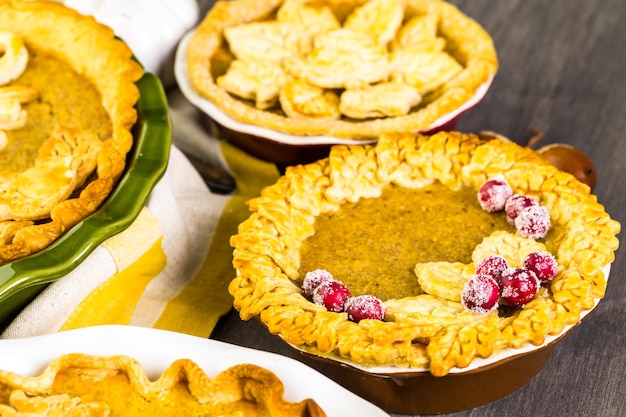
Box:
175, 29, 495, 165
0, 325, 389, 417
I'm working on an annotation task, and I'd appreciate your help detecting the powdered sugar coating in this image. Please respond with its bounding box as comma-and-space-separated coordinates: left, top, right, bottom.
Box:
505, 194, 538, 225
475, 255, 509, 283
302, 269, 334, 297
524, 251, 558, 283
515, 205, 551, 239
344, 295, 386, 322
461, 274, 500, 314
477, 174, 513, 212
313, 280, 351, 312
500, 268, 539, 306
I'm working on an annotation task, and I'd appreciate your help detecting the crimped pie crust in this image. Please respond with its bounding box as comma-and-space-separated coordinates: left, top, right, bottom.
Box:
186, 0, 498, 139
0, 353, 325, 416
229, 131, 621, 376
0, 0, 143, 264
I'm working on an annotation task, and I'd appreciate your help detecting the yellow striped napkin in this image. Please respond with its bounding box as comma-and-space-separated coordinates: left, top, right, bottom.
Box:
1, 140, 280, 339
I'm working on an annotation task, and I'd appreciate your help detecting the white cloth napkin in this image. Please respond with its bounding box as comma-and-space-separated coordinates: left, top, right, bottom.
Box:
2, 145, 228, 338
60, 0, 199, 86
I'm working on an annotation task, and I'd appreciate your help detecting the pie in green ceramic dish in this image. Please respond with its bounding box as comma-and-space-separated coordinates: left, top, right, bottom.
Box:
0, 0, 143, 264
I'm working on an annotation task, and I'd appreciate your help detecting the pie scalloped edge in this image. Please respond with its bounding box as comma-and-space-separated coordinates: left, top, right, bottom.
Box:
0, 353, 325, 416
229, 131, 621, 376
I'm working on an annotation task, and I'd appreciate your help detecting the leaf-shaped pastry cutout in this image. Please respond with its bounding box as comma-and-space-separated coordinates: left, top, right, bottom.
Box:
0, 126, 103, 221
391, 14, 446, 52
339, 82, 421, 119
284, 29, 390, 90
279, 78, 340, 119
36, 127, 102, 188
427, 314, 500, 376
224, 22, 312, 63
344, 0, 404, 45
385, 294, 465, 322
415, 262, 474, 302
217, 59, 286, 109
471, 230, 548, 268
277, 0, 340, 36
390, 50, 463, 94
0, 156, 77, 221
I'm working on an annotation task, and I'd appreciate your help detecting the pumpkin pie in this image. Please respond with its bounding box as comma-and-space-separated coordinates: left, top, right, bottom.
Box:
186, 0, 498, 139
229, 131, 621, 376
0, 0, 143, 264
0, 353, 325, 416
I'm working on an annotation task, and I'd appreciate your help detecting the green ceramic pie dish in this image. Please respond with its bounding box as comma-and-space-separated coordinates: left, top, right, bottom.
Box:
0, 72, 171, 327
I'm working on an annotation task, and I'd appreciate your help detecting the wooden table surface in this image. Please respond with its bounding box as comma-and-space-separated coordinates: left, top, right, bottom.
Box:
195, 1, 626, 415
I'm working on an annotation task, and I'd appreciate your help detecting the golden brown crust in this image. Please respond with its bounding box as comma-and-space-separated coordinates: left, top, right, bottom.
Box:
0, 353, 326, 417
186, 0, 498, 139
229, 131, 621, 376
0, 0, 143, 264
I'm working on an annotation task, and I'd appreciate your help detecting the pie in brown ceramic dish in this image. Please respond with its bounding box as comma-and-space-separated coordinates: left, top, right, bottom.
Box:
230, 131, 620, 376
186, 0, 498, 140
0, 353, 325, 416
0, 0, 143, 264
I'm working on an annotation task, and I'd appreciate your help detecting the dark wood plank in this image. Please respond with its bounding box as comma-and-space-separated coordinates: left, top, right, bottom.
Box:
442, 2, 626, 416
199, 1, 626, 415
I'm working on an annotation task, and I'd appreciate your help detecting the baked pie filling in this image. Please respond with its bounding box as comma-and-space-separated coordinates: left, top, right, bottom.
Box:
230, 131, 620, 376
0, 0, 143, 264
0, 353, 326, 417
186, 0, 498, 139
299, 183, 512, 302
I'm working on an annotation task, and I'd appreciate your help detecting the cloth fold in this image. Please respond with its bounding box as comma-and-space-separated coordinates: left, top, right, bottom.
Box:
2, 102, 281, 338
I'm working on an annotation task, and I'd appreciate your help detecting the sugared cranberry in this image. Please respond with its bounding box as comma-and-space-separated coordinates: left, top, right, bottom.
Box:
302, 269, 334, 297
344, 295, 386, 322
475, 255, 509, 283
505, 194, 538, 225
500, 268, 539, 306
461, 274, 500, 314
477, 174, 513, 212
515, 205, 551, 239
313, 280, 351, 312
523, 251, 558, 283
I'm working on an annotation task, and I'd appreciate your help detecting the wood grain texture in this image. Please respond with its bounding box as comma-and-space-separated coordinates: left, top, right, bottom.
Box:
197, 0, 626, 415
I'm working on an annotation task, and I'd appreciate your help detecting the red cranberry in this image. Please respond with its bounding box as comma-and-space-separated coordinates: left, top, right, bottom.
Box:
523, 251, 558, 283
475, 255, 509, 283
344, 295, 386, 322
505, 194, 538, 225
500, 268, 539, 306
461, 274, 500, 314
313, 280, 351, 312
515, 205, 551, 239
477, 174, 513, 212
302, 269, 334, 297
